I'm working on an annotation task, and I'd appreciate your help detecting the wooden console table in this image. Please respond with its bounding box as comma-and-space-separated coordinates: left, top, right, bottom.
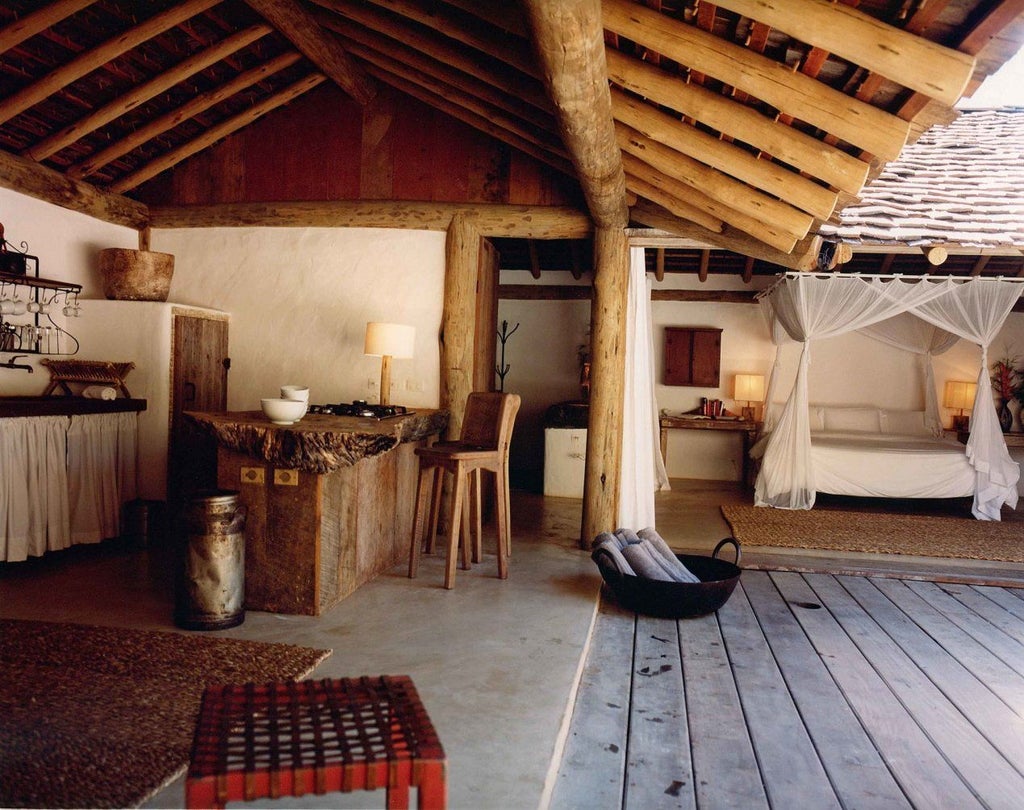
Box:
659, 415, 760, 485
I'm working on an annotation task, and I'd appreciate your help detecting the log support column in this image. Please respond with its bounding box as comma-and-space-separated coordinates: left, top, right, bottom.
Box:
441, 212, 481, 441
582, 226, 629, 547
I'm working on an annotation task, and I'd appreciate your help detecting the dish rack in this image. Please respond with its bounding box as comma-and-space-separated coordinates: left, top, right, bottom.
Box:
40, 359, 135, 397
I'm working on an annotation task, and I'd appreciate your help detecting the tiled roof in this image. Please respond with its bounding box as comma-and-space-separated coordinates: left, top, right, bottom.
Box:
817, 108, 1024, 250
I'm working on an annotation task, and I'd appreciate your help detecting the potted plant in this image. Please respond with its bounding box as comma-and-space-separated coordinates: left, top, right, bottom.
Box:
991, 356, 1019, 432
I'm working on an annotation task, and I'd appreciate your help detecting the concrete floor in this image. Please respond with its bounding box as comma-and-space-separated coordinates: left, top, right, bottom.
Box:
7, 480, 1010, 809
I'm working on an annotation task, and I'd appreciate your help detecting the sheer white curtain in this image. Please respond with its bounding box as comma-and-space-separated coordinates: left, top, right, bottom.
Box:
618, 246, 669, 529
757, 273, 1022, 519
912, 280, 1023, 518
67, 412, 138, 545
756, 275, 955, 511
859, 312, 960, 435
0, 416, 70, 561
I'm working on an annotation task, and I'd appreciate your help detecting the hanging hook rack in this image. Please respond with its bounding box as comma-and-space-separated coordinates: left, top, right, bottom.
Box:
495, 320, 520, 392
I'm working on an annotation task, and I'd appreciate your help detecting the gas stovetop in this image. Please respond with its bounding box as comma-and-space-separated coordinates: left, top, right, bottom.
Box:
307, 400, 412, 419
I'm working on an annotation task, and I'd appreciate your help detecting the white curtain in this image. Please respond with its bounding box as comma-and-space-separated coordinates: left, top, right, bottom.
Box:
859, 311, 960, 435
67, 412, 138, 545
618, 246, 669, 529
756, 274, 1021, 519
0, 416, 70, 562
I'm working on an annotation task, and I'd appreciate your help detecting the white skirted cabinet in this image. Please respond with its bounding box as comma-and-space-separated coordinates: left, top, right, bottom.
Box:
70, 301, 229, 502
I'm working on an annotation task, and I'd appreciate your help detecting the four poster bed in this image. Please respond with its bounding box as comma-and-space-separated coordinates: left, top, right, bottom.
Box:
753, 273, 1023, 520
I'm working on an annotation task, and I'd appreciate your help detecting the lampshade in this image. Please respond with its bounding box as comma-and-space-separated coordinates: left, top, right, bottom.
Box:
364, 322, 415, 358
944, 380, 978, 411
733, 373, 765, 403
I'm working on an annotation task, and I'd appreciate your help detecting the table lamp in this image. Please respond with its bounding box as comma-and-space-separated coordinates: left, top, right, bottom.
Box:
733, 373, 765, 421
364, 322, 415, 406
944, 379, 977, 432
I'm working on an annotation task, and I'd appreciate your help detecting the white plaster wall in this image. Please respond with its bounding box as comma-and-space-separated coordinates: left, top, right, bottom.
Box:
0, 189, 136, 393
150, 227, 445, 411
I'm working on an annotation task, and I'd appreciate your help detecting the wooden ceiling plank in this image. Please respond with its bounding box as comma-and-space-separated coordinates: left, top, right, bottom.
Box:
355, 0, 539, 79
363, 65, 576, 177
313, 2, 552, 115
330, 21, 555, 135
243, 0, 375, 104
602, 0, 910, 160
605, 49, 869, 194
109, 72, 328, 193
622, 153, 798, 253
149, 200, 593, 239
569, 240, 584, 279
0, 0, 97, 54
630, 199, 820, 271
523, 0, 629, 230
437, 0, 529, 37
67, 50, 303, 180
655, 247, 665, 281
714, 0, 975, 106
0, 0, 222, 128
624, 172, 725, 234
611, 87, 838, 220
0, 147, 148, 229
742, 255, 755, 283
617, 123, 813, 240
24, 23, 273, 162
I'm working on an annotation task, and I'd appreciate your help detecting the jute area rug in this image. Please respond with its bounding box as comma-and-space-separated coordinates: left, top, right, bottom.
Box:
721, 504, 1024, 563
0, 619, 331, 809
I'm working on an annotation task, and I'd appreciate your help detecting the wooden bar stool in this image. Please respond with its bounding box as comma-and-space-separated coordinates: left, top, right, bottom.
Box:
408, 392, 520, 589
185, 676, 447, 810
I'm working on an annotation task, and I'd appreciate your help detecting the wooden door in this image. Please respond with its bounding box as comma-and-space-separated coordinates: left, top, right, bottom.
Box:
168, 311, 229, 506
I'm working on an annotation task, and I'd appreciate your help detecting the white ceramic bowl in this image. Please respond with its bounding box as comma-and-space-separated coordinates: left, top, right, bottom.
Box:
280, 385, 310, 402
261, 397, 307, 425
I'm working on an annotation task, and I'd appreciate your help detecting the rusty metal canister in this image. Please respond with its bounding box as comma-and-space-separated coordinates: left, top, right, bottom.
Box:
175, 489, 247, 630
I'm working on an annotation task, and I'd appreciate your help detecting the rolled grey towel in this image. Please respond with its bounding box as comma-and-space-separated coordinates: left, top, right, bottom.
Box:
592, 536, 636, 576
614, 527, 642, 547
620, 541, 676, 582
639, 527, 700, 584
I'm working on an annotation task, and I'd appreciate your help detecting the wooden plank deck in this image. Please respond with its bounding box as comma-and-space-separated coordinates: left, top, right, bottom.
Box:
552, 572, 1024, 810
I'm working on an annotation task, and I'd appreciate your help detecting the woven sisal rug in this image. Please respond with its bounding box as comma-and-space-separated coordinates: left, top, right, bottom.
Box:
721, 505, 1024, 563
0, 619, 331, 809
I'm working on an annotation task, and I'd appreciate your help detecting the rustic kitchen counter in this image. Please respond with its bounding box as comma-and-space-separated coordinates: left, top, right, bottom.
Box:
186, 409, 448, 615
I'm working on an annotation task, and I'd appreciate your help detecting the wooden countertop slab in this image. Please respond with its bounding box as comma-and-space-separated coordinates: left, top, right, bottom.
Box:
186, 408, 448, 474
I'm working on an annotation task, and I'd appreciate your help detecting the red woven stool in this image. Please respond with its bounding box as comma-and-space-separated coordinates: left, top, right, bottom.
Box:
185, 676, 447, 809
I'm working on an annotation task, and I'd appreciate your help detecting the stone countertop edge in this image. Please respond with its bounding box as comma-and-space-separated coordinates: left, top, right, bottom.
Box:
185, 409, 449, 474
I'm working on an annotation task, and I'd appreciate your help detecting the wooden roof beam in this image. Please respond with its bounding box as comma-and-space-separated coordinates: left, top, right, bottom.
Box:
523, 0, 629, 230
243, 0, 375, 104
67, 51, 303, 180
623, 171, 725, 235
605, 49, 868, 195
617, 124, 812, 243
108, 73, 328, 192
0, 0, 96, 54
715, 0, 975, 106
630, 199, 821, 271
0, 147, 148, 229
602, 0, 910, 160
24, 24, 273, 162
611, 88, 838, 221
312, 2, 552, 116
0, 0, 222, 127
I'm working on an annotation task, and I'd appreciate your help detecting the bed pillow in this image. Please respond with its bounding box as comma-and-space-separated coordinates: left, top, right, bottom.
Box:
881, 409, 930, 436
822, 406, 881, 433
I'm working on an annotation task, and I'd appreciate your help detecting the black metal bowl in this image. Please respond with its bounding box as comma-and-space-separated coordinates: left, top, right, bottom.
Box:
592, 537, 742, 619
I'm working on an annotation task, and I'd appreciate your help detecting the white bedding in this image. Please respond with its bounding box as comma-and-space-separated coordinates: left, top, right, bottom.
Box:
810, 431, 975, 499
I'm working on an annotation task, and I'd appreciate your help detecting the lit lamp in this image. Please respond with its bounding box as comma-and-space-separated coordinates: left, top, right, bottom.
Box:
364, 322, 415, 406
944, 380, 977, 432
733, 373, 765, 421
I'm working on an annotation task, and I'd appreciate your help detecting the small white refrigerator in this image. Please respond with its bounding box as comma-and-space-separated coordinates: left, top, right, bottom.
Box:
544, 427, 587, 498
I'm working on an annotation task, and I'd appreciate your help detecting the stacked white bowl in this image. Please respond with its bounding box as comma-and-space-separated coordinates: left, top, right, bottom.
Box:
260, 385, 309, 425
